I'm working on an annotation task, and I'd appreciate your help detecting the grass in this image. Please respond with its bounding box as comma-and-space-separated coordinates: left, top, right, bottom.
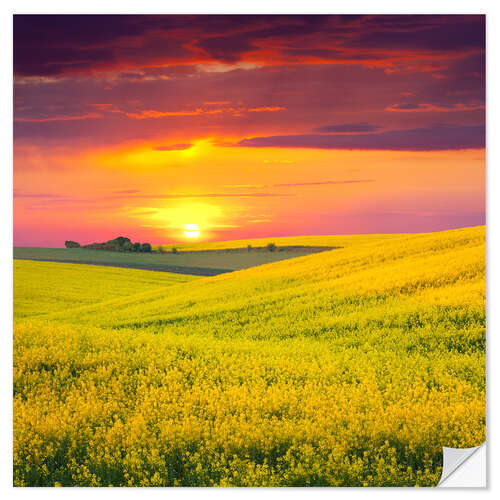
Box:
13, 246, 328, 276
13, 226, 485, 486
13, 260, 199, 319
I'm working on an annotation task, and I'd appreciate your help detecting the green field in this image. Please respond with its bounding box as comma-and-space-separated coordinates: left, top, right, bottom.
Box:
13, 226, 485, 486
14, 245, 328, 276
162, 233, 402, 252
14, 260, 199, 319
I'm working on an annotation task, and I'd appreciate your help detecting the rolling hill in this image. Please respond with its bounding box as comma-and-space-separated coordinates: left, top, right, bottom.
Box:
13, 226, 485, 486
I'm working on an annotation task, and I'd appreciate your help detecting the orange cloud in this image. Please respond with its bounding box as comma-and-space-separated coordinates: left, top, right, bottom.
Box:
248, 106, 286, 113
124, 106, 286, 120
125, 109, 203, 119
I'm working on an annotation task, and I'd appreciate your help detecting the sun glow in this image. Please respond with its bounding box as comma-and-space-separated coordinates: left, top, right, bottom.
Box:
184, 224, 200, 238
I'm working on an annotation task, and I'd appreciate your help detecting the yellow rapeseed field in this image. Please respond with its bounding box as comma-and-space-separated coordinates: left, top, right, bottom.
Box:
13, 226, 485, 486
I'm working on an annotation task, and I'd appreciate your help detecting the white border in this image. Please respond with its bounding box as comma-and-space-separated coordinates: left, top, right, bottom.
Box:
2, 0, 498, 14
3, 1, 498, 497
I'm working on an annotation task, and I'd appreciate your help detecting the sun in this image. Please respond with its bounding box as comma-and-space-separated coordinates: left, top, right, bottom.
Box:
184, 223, 200, 238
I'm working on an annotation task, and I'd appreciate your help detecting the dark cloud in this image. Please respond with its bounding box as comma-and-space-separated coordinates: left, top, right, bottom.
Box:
193, 15, 335, 63
14, 15, 485, 77
282, 48, 389, 62
389, 103, 421, 110
13, 15, 197, 76
314, 123, 380, 133
238, 124, 485, 151
350, 15, 485, 51
195, 33, 256, 64
12, 16, 485, 154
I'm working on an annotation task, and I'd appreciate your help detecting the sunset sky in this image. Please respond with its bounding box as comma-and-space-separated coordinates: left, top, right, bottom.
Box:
13, 14, 485, 247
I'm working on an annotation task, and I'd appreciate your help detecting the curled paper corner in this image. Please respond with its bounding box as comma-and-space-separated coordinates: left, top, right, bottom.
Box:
438, 443, 486, 488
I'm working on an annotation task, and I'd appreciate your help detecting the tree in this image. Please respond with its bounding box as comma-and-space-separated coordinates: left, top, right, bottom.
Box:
267, 242, 276, 252
75, 237, 153, 253
64, 240, 80, 248
171, 246, 178, 254
104, 241, 120, 251
157, 245, 166, 254
112, 236, 131, 247
247, 244, 252, 252
82, 242, 105, 250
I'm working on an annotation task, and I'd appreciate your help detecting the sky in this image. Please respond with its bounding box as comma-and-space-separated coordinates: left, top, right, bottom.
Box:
13, 15, 485, 247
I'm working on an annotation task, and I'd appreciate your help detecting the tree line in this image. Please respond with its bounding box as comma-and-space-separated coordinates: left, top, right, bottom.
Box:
65, 237, 152, 253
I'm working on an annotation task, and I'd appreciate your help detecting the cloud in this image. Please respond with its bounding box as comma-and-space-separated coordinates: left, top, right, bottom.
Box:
282, 47, 389, 63
314, 123, 380, 133
223, 180, 373, 189
15, 191, 290, 208
273, 180, 374, 187
14, 191, 65, 198
12, 16, 485, 155
14, 15, 485, 77
14, 112, 101, 123
113, 189, 141, 194
248, 106, 286, 113
386, 102, 484, 113
349, 15, 485, 52
238, 124, 485, 151
122, 106, 285, 120
196, 62, 261, 73
225, 179, 374, 189
204, 100, 231, 105
388, 103, 421, 111
125, 109, 202, 119
154, 143, 192, 151
112, 192, 289, 199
